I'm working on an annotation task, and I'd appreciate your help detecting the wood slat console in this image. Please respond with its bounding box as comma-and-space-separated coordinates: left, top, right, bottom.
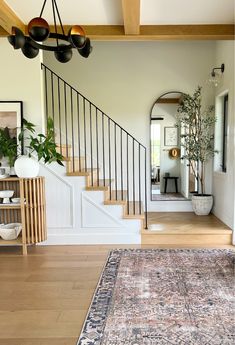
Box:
0, 177, 46, 255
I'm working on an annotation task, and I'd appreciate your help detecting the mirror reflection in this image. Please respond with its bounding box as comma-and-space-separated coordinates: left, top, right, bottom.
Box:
150, 91, 195, 201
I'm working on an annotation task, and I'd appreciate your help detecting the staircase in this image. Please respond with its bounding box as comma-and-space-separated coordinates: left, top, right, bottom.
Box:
41, 63, 147, 240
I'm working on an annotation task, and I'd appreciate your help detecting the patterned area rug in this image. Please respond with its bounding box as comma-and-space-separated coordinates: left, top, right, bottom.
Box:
77, 249, 235, 345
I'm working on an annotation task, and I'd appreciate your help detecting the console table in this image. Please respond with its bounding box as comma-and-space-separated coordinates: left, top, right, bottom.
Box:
0, 177, 47, 255
163, 176, 179, 193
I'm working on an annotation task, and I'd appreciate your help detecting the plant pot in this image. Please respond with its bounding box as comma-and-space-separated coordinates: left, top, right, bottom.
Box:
14, 155, 40, 178
191, 194, 213, 216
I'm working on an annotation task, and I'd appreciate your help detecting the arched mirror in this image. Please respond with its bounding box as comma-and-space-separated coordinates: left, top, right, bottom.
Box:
150, 91, 196, 201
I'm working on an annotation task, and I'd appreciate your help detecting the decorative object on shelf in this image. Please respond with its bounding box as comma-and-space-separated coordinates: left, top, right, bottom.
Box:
7, 0, 92, 63
208, 63, 225, 87
0, 190, 14, 204
0, 101, 23, 172
14, 117, 63, 178
11, 197, 21, 204
176, 86, 217, 215
0, 223, 22, 240
164, 127, 178, 146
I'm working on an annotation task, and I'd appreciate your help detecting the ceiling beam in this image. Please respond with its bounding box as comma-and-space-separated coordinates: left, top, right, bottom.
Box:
121, 0, 140, 35
0, 0, 25, 34
0, 24, 234, 40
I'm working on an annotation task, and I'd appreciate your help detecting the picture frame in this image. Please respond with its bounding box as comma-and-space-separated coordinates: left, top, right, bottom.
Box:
164, 126, 178, 146
0, 101, 23, 155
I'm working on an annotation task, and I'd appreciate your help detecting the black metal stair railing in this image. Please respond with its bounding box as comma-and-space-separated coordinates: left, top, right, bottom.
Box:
41, 63, 148, 228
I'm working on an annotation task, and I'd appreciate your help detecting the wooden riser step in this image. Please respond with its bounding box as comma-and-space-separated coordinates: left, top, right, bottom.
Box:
86, 179, 112, 191
104, 190, 127, 205
141, 228, 232, 245
124, 201, 145, 219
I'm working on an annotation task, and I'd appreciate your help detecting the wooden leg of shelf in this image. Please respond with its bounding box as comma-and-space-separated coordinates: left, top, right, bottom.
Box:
22, 243, 27, 256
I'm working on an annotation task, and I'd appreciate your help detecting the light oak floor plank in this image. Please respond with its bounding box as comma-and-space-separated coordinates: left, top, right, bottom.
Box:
0, 212, 234, 344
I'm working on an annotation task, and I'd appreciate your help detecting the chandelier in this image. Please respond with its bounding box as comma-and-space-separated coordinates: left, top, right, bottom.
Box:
7, 0, 92, 63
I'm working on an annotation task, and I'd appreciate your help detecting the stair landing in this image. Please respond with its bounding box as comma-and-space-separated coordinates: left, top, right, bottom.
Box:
142, 212, 232, 245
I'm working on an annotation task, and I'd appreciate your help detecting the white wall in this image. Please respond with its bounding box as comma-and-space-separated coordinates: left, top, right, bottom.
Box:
44, 41, 216, 211
212, 41, 235, 231
0, 38, 43, 128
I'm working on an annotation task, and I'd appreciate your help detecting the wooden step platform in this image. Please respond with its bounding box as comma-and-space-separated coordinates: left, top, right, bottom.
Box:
142, 212, 233, 245
104, 190, 127, 205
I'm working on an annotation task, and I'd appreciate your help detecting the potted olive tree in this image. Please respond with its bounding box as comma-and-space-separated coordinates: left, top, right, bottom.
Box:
176, 86, 217, 215
14, 117, 63, 178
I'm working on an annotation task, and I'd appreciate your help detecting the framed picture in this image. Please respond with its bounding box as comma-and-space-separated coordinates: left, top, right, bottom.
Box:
164, 126, 178, 146
0, 101, 23, 156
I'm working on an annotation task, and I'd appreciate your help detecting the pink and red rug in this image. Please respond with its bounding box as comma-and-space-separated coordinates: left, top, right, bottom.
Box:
77, 249, 234, 344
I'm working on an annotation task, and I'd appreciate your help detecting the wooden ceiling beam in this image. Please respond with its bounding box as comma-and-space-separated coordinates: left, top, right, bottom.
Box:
121, 0, 140, 35
0, 24, 234, 40
0, 0, 25, 34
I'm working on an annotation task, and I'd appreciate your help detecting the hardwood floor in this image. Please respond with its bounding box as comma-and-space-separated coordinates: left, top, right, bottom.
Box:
142, 212, 233, 245
0, 213, 233, 345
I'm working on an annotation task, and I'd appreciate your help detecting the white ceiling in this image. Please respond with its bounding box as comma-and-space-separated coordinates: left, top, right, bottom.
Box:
5, 0, 235, 25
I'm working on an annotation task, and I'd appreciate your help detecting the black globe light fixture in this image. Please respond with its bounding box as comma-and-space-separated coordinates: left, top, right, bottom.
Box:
7, 0, 92, 63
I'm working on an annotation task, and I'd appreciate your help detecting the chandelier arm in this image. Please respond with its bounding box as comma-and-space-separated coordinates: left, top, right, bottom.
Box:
29, 34, 73, 51
39, 0, 48, 17
51, 0, 59, 47
54, 0, 65, 36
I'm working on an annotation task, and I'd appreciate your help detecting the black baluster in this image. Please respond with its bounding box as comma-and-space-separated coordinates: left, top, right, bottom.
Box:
77, 93, 81, 172
44, 67, 48, 120
108, 118, 111, 195
96, 108, 99, 186
114, 124, 117, 200
144, 147, 148, 229
133, 139, 135, 215
83, 98, 87, 171
120, 129, 123, 200
70, 88, 75, 172
139, 144, 141, 215
127, 134, 129, 214
51, 71, 55, 129
89, 103, 93, 185
57, 76, 62, 154
64, 83, 68, 158
102, 113, 105, 182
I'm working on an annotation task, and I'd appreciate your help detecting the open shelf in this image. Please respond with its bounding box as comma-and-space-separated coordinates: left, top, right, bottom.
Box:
0, 177, 46, 255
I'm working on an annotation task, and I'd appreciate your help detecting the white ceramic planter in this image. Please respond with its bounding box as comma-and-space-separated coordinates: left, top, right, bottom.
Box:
192, 194, 213, 215
14, 155, 40, 178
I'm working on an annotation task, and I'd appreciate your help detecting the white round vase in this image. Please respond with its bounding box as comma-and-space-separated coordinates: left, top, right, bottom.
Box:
191, 194, 213, 216
14, 156, 40, 178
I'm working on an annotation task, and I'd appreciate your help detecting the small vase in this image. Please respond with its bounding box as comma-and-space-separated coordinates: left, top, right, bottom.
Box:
14, 155, 40, 178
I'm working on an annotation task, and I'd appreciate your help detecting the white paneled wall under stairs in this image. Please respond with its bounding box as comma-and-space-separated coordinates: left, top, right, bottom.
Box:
39, 153, 144, 245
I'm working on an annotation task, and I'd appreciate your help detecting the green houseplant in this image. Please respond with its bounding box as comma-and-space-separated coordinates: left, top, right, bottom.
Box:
0, 127, 17, 169
14, 117, 63, 178
176, 86, 217, 215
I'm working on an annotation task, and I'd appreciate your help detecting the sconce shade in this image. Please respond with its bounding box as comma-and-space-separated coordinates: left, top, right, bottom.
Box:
28, 17, 50, 42
8, 27, 25, 49
22, 39, 39, 58
54, 45, 73, 63
68, 25, 86, 48
78, 38, 92, 58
